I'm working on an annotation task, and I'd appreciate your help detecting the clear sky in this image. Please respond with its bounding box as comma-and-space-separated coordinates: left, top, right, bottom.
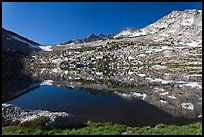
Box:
2, 2, 202, 45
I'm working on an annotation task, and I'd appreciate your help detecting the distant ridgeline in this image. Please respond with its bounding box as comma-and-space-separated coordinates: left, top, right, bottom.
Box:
2, 9, 202, 69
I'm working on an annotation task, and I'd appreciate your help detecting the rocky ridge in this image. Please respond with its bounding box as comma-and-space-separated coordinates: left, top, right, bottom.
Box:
21, 9, 202, 68
115, 9, 202, 45
56, 33, 116, 46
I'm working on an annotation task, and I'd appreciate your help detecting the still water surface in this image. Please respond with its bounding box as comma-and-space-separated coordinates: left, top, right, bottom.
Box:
7, 84, 201, 127
3, 66, 202, 127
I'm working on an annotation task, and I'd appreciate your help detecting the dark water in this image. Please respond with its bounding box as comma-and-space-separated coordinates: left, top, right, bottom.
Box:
3, 67, 202, 127
5, 84, 201, 127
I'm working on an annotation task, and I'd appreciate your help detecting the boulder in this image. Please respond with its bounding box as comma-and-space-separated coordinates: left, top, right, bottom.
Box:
2, 103, 83, 129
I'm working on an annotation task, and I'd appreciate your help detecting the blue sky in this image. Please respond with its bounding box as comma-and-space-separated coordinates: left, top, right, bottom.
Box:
2, 2, 202, 45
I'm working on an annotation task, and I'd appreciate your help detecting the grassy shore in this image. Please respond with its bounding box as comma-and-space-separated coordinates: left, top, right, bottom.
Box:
2, 122, 202, 135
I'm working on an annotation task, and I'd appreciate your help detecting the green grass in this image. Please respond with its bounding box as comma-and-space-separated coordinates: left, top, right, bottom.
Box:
2, 122, 202, 135
126, 123, 202, 135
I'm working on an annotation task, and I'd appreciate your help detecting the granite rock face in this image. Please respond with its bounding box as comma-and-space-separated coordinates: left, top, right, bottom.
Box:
2, 103, 83, 128
115, 9, 202, 45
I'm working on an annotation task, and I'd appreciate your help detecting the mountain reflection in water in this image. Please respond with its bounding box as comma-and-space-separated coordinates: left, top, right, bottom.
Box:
2, 66, 202, 127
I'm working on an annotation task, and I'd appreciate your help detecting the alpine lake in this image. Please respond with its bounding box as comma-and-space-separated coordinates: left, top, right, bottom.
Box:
2, 63, 202, 127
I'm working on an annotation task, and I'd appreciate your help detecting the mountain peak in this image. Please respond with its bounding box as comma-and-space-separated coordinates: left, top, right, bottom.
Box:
123, 27, 139, 31
115, 9, 202, 41
58, 32, 116, 45
87, 33, 97, 38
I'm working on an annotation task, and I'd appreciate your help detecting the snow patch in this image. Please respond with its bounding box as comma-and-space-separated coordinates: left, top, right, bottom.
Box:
161, 46, 174, 50
12, 35, 41, 50
114, 91, 147, 100
168, 95, 176, 99
153, 37, 165, 42
160, 92, 169, 96
40, 80, 53, 86
137, 74, 146, 77
181, 82, 202, 89
51, 68, 61, 73
181, 18, 194, 26
128, 56, 135, 60
132, 31, 147, 37
64, 71, 69, 75
151, 46, 173, 52
151, 65, 167, 70
175, 81, 187, 84
114, 29, 146, 38
132, 92, 147, 100
39, 46, 53, 51
137, 54, 146, 57
184, 41, 200, 47
128, 71, 135, 75
11, 35, 53, 51
96, 72, 103, 76
69, 42, 75, 45
153, 87, 165, 93
160, 100, 167, 103
168, 30, 177, 33
149, 78, 174, 84
181, 103, 194, 110
146, 77, 152, 80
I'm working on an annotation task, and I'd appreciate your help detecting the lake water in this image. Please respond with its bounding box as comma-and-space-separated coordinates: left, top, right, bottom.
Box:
2, 66, 202, 127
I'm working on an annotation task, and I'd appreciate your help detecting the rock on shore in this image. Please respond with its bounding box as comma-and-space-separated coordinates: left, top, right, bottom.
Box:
2, 103, 83, 129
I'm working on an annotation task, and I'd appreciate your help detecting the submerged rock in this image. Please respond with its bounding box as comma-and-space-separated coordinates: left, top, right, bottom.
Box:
2, 103, 83, 128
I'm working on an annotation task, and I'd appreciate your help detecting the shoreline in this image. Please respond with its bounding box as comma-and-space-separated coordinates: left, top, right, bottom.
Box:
2, 103, 202, 135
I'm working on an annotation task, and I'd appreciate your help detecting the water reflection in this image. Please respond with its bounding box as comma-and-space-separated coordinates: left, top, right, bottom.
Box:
2, 51, 41, 103
2, 65, 202, 126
